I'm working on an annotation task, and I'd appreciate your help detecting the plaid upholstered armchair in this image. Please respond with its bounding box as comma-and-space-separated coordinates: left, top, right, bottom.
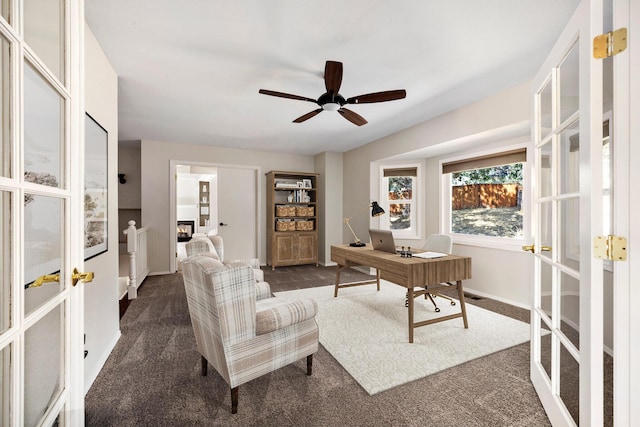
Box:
181, 256, 319, 414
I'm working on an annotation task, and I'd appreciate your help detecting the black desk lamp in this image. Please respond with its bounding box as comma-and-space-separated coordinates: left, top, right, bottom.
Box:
344, 201, 385, 247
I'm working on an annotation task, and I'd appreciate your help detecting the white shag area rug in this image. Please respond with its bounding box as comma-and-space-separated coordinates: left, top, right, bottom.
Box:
275, 281, 532, 395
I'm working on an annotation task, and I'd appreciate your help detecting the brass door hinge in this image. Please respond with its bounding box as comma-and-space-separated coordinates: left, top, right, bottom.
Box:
594, 235, 627, 261
594, 28, 627, 58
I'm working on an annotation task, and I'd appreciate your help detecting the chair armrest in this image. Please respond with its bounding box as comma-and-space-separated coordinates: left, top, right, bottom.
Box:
228, 258, 260, 270
224, 258, 264, 282
255, 298, 318, 336
227, 258, 263, 282
255, 281, 272, 300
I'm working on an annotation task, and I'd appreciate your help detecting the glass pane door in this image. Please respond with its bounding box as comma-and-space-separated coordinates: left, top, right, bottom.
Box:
0, 0, 84, 425
529, 0, 604, 425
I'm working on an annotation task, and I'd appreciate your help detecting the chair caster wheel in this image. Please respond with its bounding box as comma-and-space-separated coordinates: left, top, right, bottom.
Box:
451, 301, 456, 306
435, 307, 440, 313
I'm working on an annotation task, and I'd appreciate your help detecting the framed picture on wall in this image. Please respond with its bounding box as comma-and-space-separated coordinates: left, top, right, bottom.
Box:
84, 113, 108, 260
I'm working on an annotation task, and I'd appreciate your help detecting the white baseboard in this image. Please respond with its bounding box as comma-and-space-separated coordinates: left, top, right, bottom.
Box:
84, 330, 121, 395
464, 287, 614, 357
148, 270, 173, 276
462, 286, 532, 311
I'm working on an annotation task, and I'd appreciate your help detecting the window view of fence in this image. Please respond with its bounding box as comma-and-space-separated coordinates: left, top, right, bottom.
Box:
451, 163, 524, 238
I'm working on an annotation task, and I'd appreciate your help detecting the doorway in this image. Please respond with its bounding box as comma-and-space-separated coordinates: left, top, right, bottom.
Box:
170, 161, 259, 272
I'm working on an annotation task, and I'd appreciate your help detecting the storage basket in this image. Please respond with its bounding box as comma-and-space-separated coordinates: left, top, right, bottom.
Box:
275, 205, 296, 217
276, 220, 296, 231
295, 220, 314, 231
296, 206, 314, 217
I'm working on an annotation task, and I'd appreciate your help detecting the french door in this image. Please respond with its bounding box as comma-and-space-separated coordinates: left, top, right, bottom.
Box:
0, 1, 85, 425
529, 0, 605, 425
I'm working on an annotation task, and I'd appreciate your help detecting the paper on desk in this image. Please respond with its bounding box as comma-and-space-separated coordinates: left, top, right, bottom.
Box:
413, 251, 447, 259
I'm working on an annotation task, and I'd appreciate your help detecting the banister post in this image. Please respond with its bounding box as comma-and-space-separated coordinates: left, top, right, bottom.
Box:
127, 220, 138, 299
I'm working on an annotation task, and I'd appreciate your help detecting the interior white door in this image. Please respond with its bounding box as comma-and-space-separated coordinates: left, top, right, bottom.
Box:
0, 0, 86, 425
216, 167, 258, 261
528, 0, 604, 425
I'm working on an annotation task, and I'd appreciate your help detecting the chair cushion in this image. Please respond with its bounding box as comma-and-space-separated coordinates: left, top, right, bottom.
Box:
255, 297, 318, 335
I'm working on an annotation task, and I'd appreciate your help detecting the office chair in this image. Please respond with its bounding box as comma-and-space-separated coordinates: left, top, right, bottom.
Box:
405, 234, 457, 312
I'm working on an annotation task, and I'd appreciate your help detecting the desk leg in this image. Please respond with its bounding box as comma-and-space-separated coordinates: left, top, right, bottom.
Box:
407, 287, 414, 343
457, 280, 469, 329
334, 265, 343, 297
376, 269, 380, 291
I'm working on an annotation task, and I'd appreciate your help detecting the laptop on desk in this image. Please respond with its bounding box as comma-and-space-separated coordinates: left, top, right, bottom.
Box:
369, 229, 399, 254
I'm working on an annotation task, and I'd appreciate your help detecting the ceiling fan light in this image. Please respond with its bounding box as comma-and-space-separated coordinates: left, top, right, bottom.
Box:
323, 102, 340, 112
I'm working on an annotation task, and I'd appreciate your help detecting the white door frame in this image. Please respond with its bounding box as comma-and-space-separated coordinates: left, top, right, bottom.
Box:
69, 1, 86, 424
169, 160, 261, 272
612, 0, 639, 424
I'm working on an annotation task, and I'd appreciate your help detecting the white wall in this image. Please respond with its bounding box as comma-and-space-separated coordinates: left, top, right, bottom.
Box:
140, 140, 315, 273
340, 80, 614, 352
343, 82, 533, 307
83, 24, 120, 394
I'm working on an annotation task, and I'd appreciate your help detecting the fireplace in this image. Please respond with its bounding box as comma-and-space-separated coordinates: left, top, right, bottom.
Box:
177, 220, 195, 242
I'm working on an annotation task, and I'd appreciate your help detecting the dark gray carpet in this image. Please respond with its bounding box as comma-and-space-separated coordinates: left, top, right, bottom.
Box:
85, 265, 611, 426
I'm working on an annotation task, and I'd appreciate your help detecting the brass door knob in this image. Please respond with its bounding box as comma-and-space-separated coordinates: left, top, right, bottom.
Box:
522, 245, 535, 253
72, 268, 94, 286
540, 246, 552, 252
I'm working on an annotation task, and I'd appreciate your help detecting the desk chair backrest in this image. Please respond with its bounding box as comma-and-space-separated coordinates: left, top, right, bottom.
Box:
424, 234, 452, 254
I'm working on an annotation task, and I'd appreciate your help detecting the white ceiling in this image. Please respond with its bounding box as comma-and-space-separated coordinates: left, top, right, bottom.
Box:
85, 1, 580, 156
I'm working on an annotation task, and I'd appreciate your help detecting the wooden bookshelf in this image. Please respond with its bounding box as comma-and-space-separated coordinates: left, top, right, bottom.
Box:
265, 171, 319, 270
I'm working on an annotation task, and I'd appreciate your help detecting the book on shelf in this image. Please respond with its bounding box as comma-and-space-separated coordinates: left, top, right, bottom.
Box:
291, 189, 310, 203
275, 181, 299, 189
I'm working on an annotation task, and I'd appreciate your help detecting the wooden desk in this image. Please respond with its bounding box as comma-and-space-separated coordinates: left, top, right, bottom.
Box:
331, 244, 472, 343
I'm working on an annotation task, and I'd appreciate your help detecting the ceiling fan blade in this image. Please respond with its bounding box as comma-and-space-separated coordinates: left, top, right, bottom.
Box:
338, 108, 368, 126
293, 108, 323, 123
346, 89, 406, 104
259, 89, 317, 103
324, 61, 343, 94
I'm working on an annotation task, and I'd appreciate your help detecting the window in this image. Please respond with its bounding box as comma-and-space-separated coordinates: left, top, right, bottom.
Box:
442, 148, 527, 245
380, 165, 420, 239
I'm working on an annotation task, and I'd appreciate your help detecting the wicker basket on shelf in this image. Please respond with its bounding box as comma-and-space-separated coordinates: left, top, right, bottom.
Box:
295, 220, 314, 231
275, 205, 296, 217
276, 220, 296, 231
296, 206, 314, 217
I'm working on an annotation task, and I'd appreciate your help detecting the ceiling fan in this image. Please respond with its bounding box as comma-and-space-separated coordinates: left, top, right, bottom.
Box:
258, 60, 406, 126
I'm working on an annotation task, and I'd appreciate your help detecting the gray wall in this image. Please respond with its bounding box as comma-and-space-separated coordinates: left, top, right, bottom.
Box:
315, 152, 343, 265
117, 144, 141, 209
